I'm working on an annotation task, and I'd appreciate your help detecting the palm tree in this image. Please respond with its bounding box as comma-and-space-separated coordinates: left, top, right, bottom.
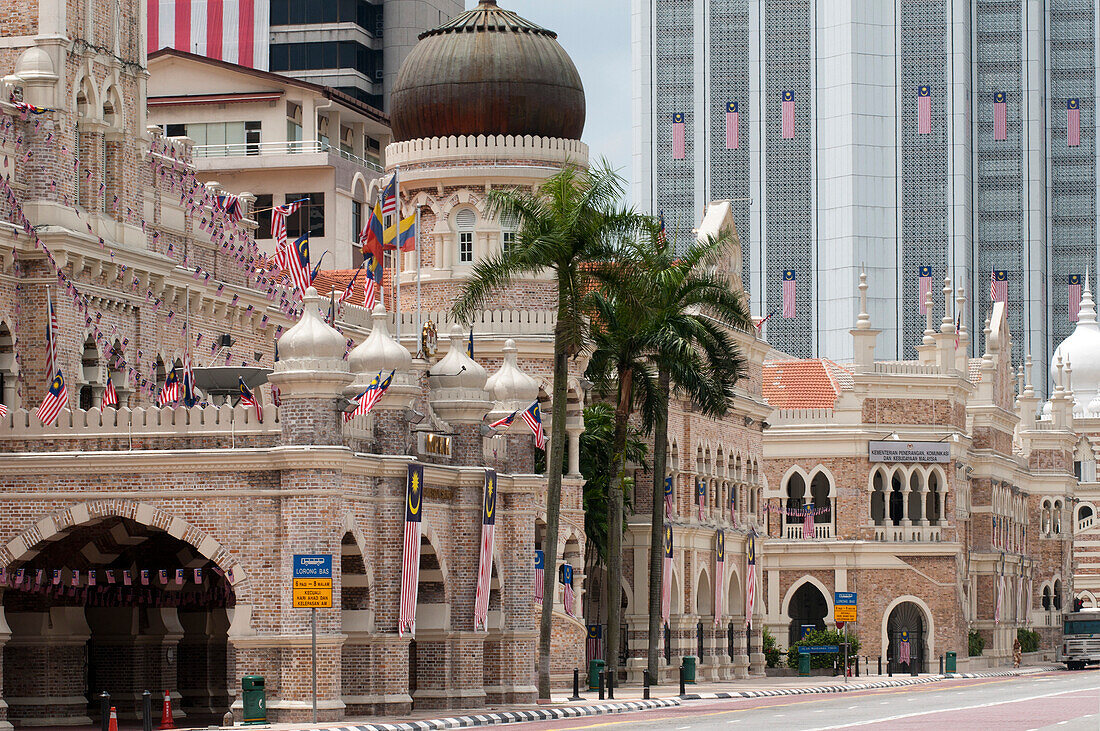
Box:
451, 163, 646, 700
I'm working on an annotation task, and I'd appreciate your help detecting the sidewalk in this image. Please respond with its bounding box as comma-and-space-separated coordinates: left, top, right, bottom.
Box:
221, 664, 1061, 731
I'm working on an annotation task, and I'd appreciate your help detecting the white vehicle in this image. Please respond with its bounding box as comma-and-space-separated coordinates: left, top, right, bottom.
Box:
1060, 611, 1100, 670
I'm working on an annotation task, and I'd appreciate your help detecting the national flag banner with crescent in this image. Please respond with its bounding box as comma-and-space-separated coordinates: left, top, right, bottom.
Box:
586, 624, 603, 662
993, 92, 1007, 141
158, 369, 181, 407
725, 102, 739, 149
899, 629, 911, 665
917, 85, 932, 134
782, 270, 796, 318
1069, 274, 1082, 321
488, 410, 517, 430
534, 549, 544, 605
473, 469, 497, 631
661, 524, 673, 627
522, 400, 546, 449
399, 463, 424, 636
102, 375, 119, 409
238, 377, 262, 422
990, 269, 1008, 302
664, 476, 675, 518
714, 529, 725, 626
672, 112, 686, 159
918, 265, 933, 313
781, 91, 795, 139
802, 502, 814, 539
697, 479, 706, 521
271, 200, 302, 249
560, 563, 576, 618
1067, 98, 1080, 147
36, 371, 67, 426
275, 233, 311, 294
746, 533, 757, 628
363, 252, 382, 309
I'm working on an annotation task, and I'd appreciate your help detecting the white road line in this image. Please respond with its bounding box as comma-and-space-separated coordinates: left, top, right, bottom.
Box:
802, 686, 1096, 731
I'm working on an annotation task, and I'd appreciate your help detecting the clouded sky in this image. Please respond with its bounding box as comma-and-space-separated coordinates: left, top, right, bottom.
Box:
465, 1, 633, 186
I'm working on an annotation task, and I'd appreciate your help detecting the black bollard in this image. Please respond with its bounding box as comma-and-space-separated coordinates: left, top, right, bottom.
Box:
570, 668, 583, 701
679, 663, 686, 697
607, 668, 614, 700
643, 670, 650, 700
878, 655, 882, 675
888, 657, 893, 677
855, 655, 860, 677
142, 690, 153, 731
939, 655, 944, 675
99, 692, 110, 731
911, 659, 918, 677
598, 670, 606, 701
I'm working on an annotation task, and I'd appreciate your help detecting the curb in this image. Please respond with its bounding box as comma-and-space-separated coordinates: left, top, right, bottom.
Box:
315, 699, 682, 731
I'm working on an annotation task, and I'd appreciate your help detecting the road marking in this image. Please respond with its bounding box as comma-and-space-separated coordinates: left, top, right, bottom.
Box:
676, 727, 690, 729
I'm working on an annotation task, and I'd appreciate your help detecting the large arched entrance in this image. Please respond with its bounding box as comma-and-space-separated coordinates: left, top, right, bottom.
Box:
2, 515, 234, 726
409, 533, 450, 710
786, 582, 827, 646
887, 601, 926, 674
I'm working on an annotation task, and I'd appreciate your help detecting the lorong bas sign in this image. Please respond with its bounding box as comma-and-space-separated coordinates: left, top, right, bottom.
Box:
293, 554, 333, 608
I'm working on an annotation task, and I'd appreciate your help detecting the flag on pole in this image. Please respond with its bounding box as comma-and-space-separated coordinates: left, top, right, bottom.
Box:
560, 563, 576, 618
586, 624, 603, 661
990, 269, 1008, 302
488, 410, 517, 429
917, 85, 932, 134
657, 211, 667, 244
918, 265, 933, 313
993, 92, 1007, 141
534, 549, 545, 605
271, 199, 302, 249
781, 91, 795, 138
466, 328, 474, 358
745, 533, 757, 628
215, 194, 243, 223
102, 375, 119, 408
158, 370, 181, 407
714, 529, 725, 626
399, 463, 424, 636
275, 233, 311, 294
381, 171, 399, 217
782, 270, 796, 318
1069, 274, 1082, 321
344, 370, 394, 422
363, 252, 382, 308
725, 102, 739, 149
473, 469, 498, 631
672, 112, 686, 159
697, 479, 706, 521
182, 356, 196, 407
45, 287, 59, 380
360, 202, 386, 260
661, 524, 673, 627
1067, 98, 1080, 147
664, 476, 675, 518
522, 400, 546, 449
395, 213, 417, 252
237, 377, 263, 422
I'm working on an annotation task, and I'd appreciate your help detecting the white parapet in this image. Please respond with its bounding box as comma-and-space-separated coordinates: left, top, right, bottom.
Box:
385, 134, 589, 169
0, 404, 279, 441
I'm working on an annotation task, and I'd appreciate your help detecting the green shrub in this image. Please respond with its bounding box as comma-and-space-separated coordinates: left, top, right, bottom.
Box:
1017, 628, 1040, 653
762, 627, 782, 668
786, 629, 861, 669
968, 629, 985, 656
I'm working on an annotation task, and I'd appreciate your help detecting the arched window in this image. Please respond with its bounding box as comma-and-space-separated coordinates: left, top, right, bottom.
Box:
871, 469, 886, 527
1042, 585, 1051, 610
79, 335, 100, 410
785, 473, 806, 528
0, 323, 16, 409
1053, 501, 1063, 535
1053, 579, 1063, 611
889, 472, 904, 526
1041, 501, 1051, 535
455, 208, 476, 264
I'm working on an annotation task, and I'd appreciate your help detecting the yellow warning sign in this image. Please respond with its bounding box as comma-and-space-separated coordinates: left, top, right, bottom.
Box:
293, 578, 333, 608
834, 605, 857, 623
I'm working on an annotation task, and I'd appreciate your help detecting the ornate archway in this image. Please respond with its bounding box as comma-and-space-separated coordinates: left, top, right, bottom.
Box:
885, 600, 928, 674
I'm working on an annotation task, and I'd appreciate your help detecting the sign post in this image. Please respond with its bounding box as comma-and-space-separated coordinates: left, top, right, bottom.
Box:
834, 592, 857, 683
294, 555, 333, 723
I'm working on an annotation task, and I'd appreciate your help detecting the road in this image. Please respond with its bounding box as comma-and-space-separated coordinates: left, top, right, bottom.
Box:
521, 670, 1099, 731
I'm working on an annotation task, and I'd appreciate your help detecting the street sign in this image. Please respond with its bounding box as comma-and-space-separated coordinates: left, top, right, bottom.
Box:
835, 605, 857, 622
799, 645, 840, 654
293, 555, 333, 608
834, 591, 857, 606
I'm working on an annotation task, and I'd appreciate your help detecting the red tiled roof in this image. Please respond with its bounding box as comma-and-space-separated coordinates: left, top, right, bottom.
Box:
762, 358, 852, 409
312, 269, 371, 307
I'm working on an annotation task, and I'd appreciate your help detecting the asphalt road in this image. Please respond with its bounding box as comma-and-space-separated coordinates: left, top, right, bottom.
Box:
517, 669, 1100, 731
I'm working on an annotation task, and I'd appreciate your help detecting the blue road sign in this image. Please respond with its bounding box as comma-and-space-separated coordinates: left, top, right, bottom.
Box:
799, 645, 841, 654
834, 591, 857, 606
293, 554, 332, 579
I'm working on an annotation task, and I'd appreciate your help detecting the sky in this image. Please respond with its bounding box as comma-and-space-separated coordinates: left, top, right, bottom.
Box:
465, 1, 633, 186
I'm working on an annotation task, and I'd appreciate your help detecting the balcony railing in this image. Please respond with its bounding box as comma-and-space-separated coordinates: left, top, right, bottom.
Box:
783, 523, 834, 540
873, 524, 943, 542
1078, 514, 1095, 533
190, 140, 384, 172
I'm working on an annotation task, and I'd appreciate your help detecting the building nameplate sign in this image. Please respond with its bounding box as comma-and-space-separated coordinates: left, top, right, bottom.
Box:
868, 440, 950, 464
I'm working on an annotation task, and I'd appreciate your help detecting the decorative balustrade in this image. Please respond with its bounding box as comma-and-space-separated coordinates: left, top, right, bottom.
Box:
339, 306, 558, 338
1078, 514, 1095, 533
769, 408, 835, 425
0, 404, 278, 441
783, 523, 834, 540
873, 524, 943, 543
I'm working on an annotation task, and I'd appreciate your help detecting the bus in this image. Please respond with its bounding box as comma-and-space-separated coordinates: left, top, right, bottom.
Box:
1061, 611, 1100, 670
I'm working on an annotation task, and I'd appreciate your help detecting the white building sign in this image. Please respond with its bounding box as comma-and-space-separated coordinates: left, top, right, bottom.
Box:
868, 440, 950, 464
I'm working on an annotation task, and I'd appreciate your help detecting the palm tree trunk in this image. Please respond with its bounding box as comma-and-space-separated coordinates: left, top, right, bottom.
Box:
606, 367, 632, 687
538, 316, 571, 701
647, 365, 670, 681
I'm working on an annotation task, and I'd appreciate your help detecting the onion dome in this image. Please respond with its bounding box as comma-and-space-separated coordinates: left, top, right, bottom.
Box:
428, 325, 489, 423
348, 302, 412, 385
1052, 274, 1100, 404
277, 288, 347, 365
389, 0, 585, 143
485, 338, 539, 412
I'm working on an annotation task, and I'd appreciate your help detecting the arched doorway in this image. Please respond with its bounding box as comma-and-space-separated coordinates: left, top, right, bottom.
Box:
409, 534, 449, 710
2, 515, 234, 725
787, 581, 827, 646
887, 602, 926, 674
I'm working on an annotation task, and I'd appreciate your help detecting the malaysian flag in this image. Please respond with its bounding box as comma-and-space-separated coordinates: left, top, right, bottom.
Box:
1067, 98, 1080, 147
158, 370, 181, 406
725, 102, 739, 149
918, 266, 933, 313
271, 199, 302, 248
102, 375, 119, 409
663, 476, 674, 518
803, 502, 814, 539
488, 410, 517, 429
917, 85, 932, 135
714, 529, 725, 626
586, 625, 603, 662
993, 92, 1007, 141
661, 525, 673, 627
399, 463, 424, 636
697, 479, 706, 521
672, 112, 686, 159
147, 0, 271, 69
560, 564, 576, 618
473, 470, 497, 631
782, 270, 796, 318
237, 377, 262, 422
182, 356, 196, 407
215, 193, 243, 223
522, 401, 546, 449
781, 91, 795, 138
381, 171, 399, 217
275, 233, 311, 294
45, 286, 59, 379
1069, 274, 1083, 321
363, 253, 382, 308
0, 404, 7, 418
344, 370, 394, 423
745, 533, 757, 628
534, 549, 544, 605
899, 630, 911, 665
990, 269, 1008, 302
657, 211, 667, 244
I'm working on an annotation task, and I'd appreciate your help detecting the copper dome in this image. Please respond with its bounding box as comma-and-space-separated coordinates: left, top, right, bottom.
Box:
389, 1, 585, 143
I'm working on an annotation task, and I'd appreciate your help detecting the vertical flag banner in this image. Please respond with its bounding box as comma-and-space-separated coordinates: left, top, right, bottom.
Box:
399, 463, 424, 636
917, 85, 932, 135
802, 502, 814, 539
275, 233, 311, 294
663, 476, 675, 518
782, 270, 796, 318
45, 286, 59, 379
1067, 98, 1080, 147
990, 269, 1008, 303
781, 91, 795, 138
672, 112, 686, 159
746, 533, 757, 628
918, 266, 933, 314
148, 0, 271, 70
697, 479, 706, 521
661, 524, 673, 627
473, 469, 497, 631
586, 624, 603, 662
714, 529, 725, 626
993, 92, 1007, 141
725, 102, 739, 149
1069, 274, 1082, 321
533, 549, 545, 605
899, 629, 911, 665
560, 564, 576, 618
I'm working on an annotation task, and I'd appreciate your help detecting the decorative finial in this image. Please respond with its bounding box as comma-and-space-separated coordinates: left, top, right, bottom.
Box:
941, 276, 954, 332
1078, 268, 1097, 325
856, 265, 870, 329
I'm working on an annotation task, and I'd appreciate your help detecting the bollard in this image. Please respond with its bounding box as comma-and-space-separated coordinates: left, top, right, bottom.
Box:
99, 692, 111, 731
643, 670, 650, 700
855, 656, 860, 677
910, 659, 918, 677
598, 670, 605, 701
679, 663, 686, 698
939, 654, 944, 675
887, 658, 892, 677
878, 656, 882, 675
570, 668, 583, 701
607, 668, 614, 700
142, 690, 153, 731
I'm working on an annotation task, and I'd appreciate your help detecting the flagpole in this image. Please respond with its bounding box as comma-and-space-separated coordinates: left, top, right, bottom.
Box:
394, 166, 401, 345
415, 203, 422, 356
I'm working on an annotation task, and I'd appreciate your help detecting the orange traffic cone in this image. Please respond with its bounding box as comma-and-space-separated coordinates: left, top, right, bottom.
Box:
158, 690, 176, 730
108, 707, 118, 731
